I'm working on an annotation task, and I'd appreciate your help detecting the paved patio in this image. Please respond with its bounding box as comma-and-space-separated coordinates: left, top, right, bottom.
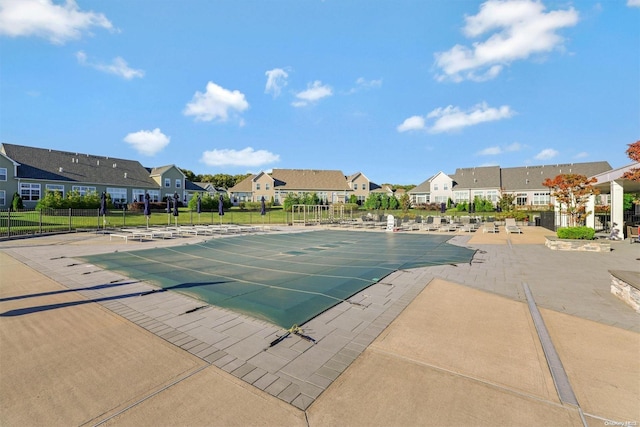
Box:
0, 226, 638, 426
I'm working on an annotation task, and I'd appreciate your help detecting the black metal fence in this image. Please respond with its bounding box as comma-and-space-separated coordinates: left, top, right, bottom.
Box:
0, 208, 284, 240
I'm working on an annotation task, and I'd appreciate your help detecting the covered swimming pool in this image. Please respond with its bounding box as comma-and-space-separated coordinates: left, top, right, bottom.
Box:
80, 230, 476, 328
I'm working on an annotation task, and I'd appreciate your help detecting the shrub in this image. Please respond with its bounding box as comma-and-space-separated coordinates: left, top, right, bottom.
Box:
11, 192, 24, 210
557, 226, 595, 240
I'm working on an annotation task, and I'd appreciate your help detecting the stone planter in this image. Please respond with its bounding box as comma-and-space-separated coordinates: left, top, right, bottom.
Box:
610, 270, 640, 313
545, 236, 611, 252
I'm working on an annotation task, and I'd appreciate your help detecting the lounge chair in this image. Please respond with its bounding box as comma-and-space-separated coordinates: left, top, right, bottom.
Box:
505, 218, 522, 234
438, 217, 458, 232
423, 216, 441, 231
627, 225, 639, 244
483, 221, 499, 233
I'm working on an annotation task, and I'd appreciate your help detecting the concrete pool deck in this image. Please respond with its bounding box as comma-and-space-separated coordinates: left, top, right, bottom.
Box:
0, 226, 638, 426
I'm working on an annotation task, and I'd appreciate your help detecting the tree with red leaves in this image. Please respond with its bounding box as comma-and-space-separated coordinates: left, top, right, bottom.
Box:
542, 174, 599, 227
622, 140, 640, 182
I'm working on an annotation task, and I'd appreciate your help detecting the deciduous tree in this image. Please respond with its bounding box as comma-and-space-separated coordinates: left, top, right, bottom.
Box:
622, 140, 640, 182
542, 174, 599, 227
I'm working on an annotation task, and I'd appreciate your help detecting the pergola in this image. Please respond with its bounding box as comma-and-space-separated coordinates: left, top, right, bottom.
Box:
586, 162, 640, 239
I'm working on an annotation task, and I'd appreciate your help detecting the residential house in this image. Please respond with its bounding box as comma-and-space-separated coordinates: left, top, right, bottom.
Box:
449, 166, 502, 205
346, 172, 381, 204
499, 162, 611, 207
0, 143, 188, 208
229, 169, 352, 205
148, 165, 186, 203
409, 162, 612, 209
408, 171, 456, 205
0, 151, 19, 208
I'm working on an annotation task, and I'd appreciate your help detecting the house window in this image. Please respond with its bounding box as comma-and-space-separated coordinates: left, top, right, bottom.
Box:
164, 178, 170, 187
486, 190, 498, 202
516, 193, 528, 206
453, 191, 467, 203
133, 189, 160, 202
107, 187, 127, 204
444, 184, 448, 191
46, 184, 65, 197
20, 183, 41, 201
0, 167, 6, 181
256, 183, 261, 190
0, 190, 5, 206
175, 179, 181, 188
533, 192, 550, 205
72, 186, 96, 197
266, 183, 270, 190
433, 184, 439, 191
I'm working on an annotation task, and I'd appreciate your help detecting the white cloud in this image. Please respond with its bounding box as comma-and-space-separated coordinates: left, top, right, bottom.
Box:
184, 81, 249, 122
478, 146, 502, 155
574, 151, 588, 159
265, 68, 289, 98
0, 0, 113, 44
398, 103, 513, 134
200, 147, 280, 167
478, 142, 524, 155
292, 80, 333, 107
426, 102, 514, 133
123, 128, 170, 156
628, 0, 640, 7
434, 0, 579, 82
397, 116, 426, 132
535, 148, 559, 160
505, 142, 523, 152
348, 77, 383, 94
76, 51, 143, 80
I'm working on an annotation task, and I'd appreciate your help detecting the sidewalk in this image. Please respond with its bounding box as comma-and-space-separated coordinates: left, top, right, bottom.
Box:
1, 228, 638, 426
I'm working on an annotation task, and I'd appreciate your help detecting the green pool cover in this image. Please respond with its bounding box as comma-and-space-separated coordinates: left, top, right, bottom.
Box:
80, 230, 476, 328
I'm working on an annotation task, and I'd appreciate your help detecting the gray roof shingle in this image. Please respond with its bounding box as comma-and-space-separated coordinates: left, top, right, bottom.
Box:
1, 143, 158, 187
451, 166, 501, 189
501, 161, 612, 190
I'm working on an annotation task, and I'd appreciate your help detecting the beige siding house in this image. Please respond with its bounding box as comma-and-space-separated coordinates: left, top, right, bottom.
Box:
346, 172, 380, 204
229, 169, 352, 205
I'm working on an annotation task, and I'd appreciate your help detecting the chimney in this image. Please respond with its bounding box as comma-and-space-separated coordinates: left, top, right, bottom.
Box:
59, 167, 63, 172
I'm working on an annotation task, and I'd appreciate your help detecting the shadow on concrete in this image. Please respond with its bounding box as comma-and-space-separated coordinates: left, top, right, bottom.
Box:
0, 281, 229, 317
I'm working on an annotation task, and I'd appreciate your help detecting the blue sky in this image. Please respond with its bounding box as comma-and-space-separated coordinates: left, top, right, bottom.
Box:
1, 0, 638, 185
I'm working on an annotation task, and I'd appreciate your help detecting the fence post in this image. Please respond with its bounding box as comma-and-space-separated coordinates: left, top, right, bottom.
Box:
40, 209, 43, 234
7, 209, 10, 238
122, 207, 126, 227
69, 208, 72, 231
